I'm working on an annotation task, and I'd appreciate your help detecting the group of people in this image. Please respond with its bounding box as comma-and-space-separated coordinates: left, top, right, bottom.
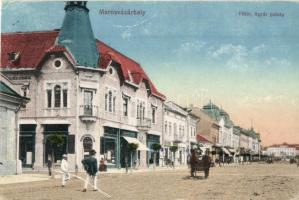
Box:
51, 149, 105, 192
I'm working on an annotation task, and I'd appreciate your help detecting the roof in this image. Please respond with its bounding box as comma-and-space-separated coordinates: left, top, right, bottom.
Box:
164, 101, 188, 116
1, 30, 165, 100
267, 143, 299, 148
202, 101, 234, 127
1, 30, 60, 69
0, 81, 28, 100
196, 134, 213, 144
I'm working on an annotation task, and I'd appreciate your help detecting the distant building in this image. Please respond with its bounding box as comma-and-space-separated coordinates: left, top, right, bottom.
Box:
265, 143, 299, 158
201, 101, 234, 148
187, 106, 219, 144
163, 101, 199, 165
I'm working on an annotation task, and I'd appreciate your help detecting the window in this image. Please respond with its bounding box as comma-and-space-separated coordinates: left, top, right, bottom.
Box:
63, 90, 68, 107
152, 107, 156, 124
108, 91, 112, 112
123, 98, 128, 116
164, 121, 168, 134
84, 91, 93, 115
113, 96, 116, 113
47, 90, 52, 108
54, 85, 61, 108
21, 86, 28, 97
83, 137, 93, 153
54, 60, 62, 68
109, 67, 113, 75
179, 125, 181, 136
137, 102, 145, 119
174, 123, 177, 135
169, 122, 172, 136
142, 104, 145, 119
105, 93, 108, 111
137, 103, 140, 118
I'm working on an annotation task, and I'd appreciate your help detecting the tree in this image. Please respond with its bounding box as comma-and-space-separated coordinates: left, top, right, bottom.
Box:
47, 134, 66, 178
151, 143, 162, 170
127, 143, 138, 172
169, 145, 178, 168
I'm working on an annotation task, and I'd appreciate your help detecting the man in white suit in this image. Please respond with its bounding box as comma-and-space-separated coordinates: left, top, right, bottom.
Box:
61, 154, 70, 187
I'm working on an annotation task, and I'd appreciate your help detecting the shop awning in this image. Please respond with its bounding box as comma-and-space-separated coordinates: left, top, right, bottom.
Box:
122, 136, 150, 151
228, 148, 236, 154
222, 147, 231, 156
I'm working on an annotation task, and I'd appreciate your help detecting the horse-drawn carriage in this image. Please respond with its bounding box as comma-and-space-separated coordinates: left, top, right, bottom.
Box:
189, 148, 212, 178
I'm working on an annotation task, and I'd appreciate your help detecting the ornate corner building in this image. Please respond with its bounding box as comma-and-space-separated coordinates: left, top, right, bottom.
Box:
1, 2, 165, 171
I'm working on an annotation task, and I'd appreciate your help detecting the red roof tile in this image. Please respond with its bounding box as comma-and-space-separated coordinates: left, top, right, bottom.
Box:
1, 30, 165, 100
1, 30, 59, 69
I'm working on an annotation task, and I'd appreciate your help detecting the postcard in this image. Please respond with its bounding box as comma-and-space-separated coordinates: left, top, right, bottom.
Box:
1, 1, 299, 200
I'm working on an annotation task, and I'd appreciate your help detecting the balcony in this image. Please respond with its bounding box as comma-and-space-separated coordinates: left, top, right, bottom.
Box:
173, 134, 182, 143
136, 117, 151, 132
79, 105, 98, 122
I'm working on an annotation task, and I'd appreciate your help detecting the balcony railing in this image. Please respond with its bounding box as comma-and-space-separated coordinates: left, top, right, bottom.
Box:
79, 105, 98, 122
136, 117, 151, 131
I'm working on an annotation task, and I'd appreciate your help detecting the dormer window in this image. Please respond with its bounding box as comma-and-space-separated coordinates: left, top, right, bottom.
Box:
8, 52, 20, 62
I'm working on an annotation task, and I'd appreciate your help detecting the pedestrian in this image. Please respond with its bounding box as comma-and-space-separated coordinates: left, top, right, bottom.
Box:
82, 149, 98, 192
61, 154, 70, 187
47, 159, 52, 176
202, 149, 212, 179
187, 153, 191, 169
190, 149, 197, 177
99, 158, 107, 172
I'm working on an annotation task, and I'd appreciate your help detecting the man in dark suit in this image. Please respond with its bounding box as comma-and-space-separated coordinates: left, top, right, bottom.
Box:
82, 149, 98, 192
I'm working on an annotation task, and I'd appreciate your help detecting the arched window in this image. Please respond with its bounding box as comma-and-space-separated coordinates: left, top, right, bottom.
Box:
54, 85, 61, 108
108, 91, 112, 112
113, 96, 116, 113
83, 137, 93, 153
105, 93, 108, 111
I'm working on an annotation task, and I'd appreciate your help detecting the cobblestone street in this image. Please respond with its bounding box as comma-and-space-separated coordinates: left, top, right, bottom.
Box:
1, 163, 299, 200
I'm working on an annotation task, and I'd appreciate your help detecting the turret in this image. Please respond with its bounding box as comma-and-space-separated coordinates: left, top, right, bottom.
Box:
58, 1, 99, 68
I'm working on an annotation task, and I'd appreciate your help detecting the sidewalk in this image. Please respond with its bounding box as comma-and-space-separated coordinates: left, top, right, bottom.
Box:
0, 165, 188, 185
0, 174, 51, 185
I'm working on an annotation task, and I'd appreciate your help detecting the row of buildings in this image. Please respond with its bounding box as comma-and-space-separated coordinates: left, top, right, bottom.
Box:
0, 1, 261, 175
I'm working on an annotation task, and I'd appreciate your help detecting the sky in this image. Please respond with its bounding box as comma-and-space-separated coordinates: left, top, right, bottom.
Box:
1, 1, 299, 146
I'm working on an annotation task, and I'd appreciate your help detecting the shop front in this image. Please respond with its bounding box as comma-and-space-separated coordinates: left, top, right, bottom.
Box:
147, 134, 160, 166
101, 126, 142, 168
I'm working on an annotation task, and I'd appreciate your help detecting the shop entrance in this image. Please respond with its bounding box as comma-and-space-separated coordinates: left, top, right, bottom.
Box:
43, 124, 68, 164
19, 124, 36, 167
